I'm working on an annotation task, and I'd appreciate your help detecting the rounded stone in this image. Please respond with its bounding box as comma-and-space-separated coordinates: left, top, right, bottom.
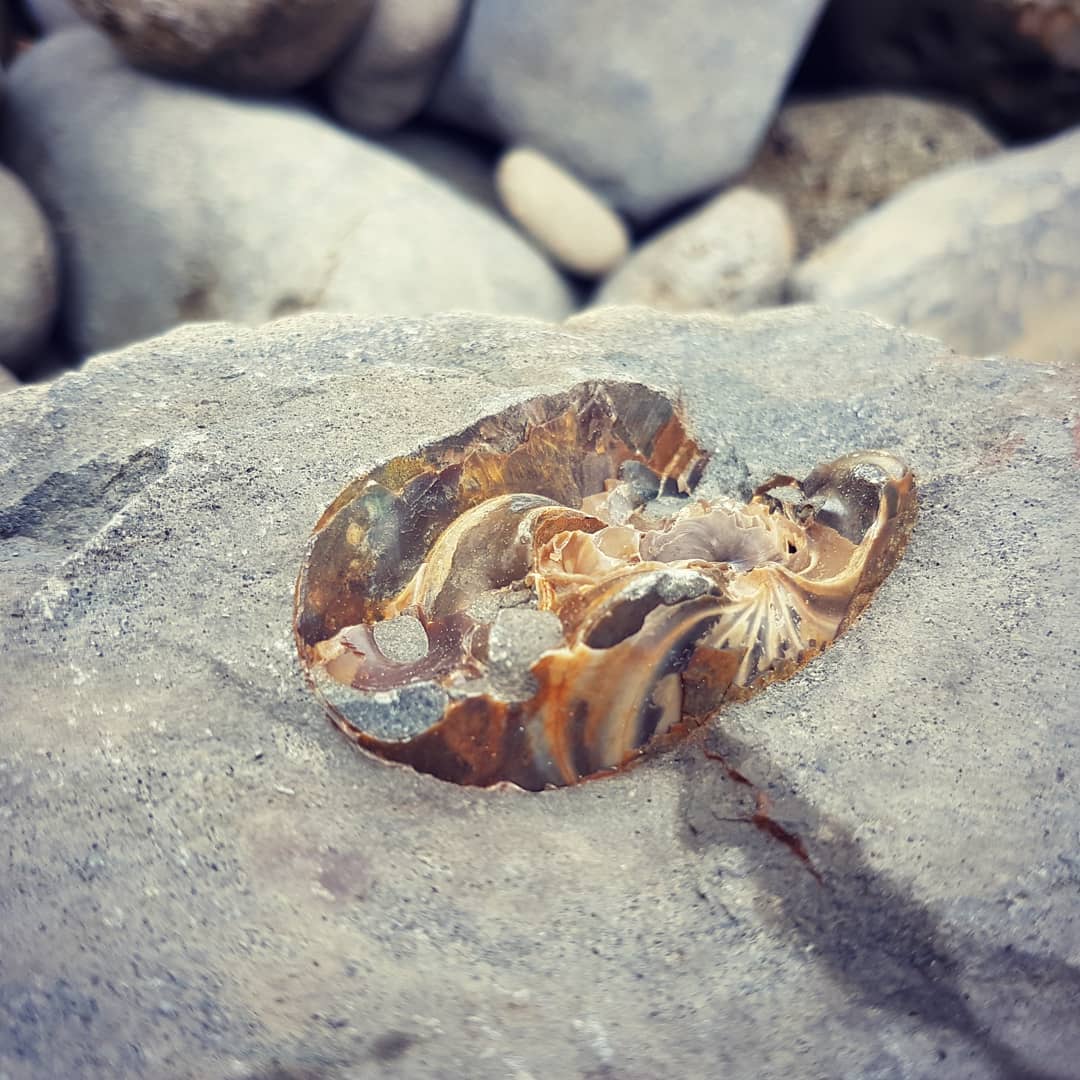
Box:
792, 125, 1080, 364
2, 29, 573, 357
431, 0, 827, 223
496, 147, 630, 278
595, 187, 793, 313
70, 0, 376, 90
743, 92, 1002, 258
325, 0, 466, 134
0, 166, 59, 374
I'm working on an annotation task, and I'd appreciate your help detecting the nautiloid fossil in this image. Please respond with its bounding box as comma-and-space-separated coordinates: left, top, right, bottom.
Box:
294, 381, 915, 790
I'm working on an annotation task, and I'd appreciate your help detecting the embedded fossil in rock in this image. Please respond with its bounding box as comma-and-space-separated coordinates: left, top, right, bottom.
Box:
294, 381, 916, 791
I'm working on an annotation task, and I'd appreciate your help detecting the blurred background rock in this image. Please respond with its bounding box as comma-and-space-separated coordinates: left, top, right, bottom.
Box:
3, 0, 1080, 386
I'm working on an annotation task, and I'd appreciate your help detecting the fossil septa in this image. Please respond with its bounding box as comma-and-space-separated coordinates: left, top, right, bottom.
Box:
294, 381, 916, 790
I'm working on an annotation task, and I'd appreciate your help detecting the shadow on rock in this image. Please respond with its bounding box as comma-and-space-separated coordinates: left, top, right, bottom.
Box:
677, 729, 1080, 1080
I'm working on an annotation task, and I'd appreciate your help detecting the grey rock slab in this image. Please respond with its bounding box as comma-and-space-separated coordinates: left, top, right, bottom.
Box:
794, 125, 1080, 365
743, 91, 1002, 258
2, 307, 1079, 1079
0, 165, 59, 374
70, 0, 375, 91
430, 0, 827, 223
2, 28, 572, 358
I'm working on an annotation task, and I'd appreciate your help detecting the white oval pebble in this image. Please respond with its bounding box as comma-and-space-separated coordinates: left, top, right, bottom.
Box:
496, 147, 630, 278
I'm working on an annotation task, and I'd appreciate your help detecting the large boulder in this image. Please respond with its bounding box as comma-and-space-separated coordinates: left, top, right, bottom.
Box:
70, 0, 375, 90
1, 29, 572, 357
2, 306, 1078, 1078
431, 0, 827, 223
794, 126, 1080, 364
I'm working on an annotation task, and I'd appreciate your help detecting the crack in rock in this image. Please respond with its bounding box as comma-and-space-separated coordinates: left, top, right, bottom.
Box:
0, 447, 168, 549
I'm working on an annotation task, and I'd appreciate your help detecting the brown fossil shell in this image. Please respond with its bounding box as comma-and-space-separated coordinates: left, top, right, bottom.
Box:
294, 381, 916, 790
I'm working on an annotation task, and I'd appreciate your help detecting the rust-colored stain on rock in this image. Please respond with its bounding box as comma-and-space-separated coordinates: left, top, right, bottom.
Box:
294, 382, 916, 790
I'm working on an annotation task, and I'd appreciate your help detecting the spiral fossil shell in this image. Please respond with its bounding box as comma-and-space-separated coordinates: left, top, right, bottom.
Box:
294, 381, 916, 790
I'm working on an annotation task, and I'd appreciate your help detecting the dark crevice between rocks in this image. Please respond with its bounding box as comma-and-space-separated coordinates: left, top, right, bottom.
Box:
679, 729, 1080, 1080
795, 0, 1080, 140
0, 446, 168, 548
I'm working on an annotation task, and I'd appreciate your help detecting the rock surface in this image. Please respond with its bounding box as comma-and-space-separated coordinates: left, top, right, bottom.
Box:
431, 0, 827, 222
0, 166, 58, 375
0, 364, 18, 393
70, 0, 375, 90
794, 126, 1080, 364
595, 187, 793, 312
2, 306, 1079, 1079
744, 92, 1002, 257
325, 0, 465, 134
2, 29, 572, 358
496, 146, 630, 277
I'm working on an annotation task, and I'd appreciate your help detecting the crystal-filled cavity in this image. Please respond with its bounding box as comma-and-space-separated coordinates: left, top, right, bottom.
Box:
294, 382, 916, 790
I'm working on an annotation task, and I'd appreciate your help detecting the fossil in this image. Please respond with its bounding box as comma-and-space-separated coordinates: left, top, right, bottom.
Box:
294, 381, 915, 790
